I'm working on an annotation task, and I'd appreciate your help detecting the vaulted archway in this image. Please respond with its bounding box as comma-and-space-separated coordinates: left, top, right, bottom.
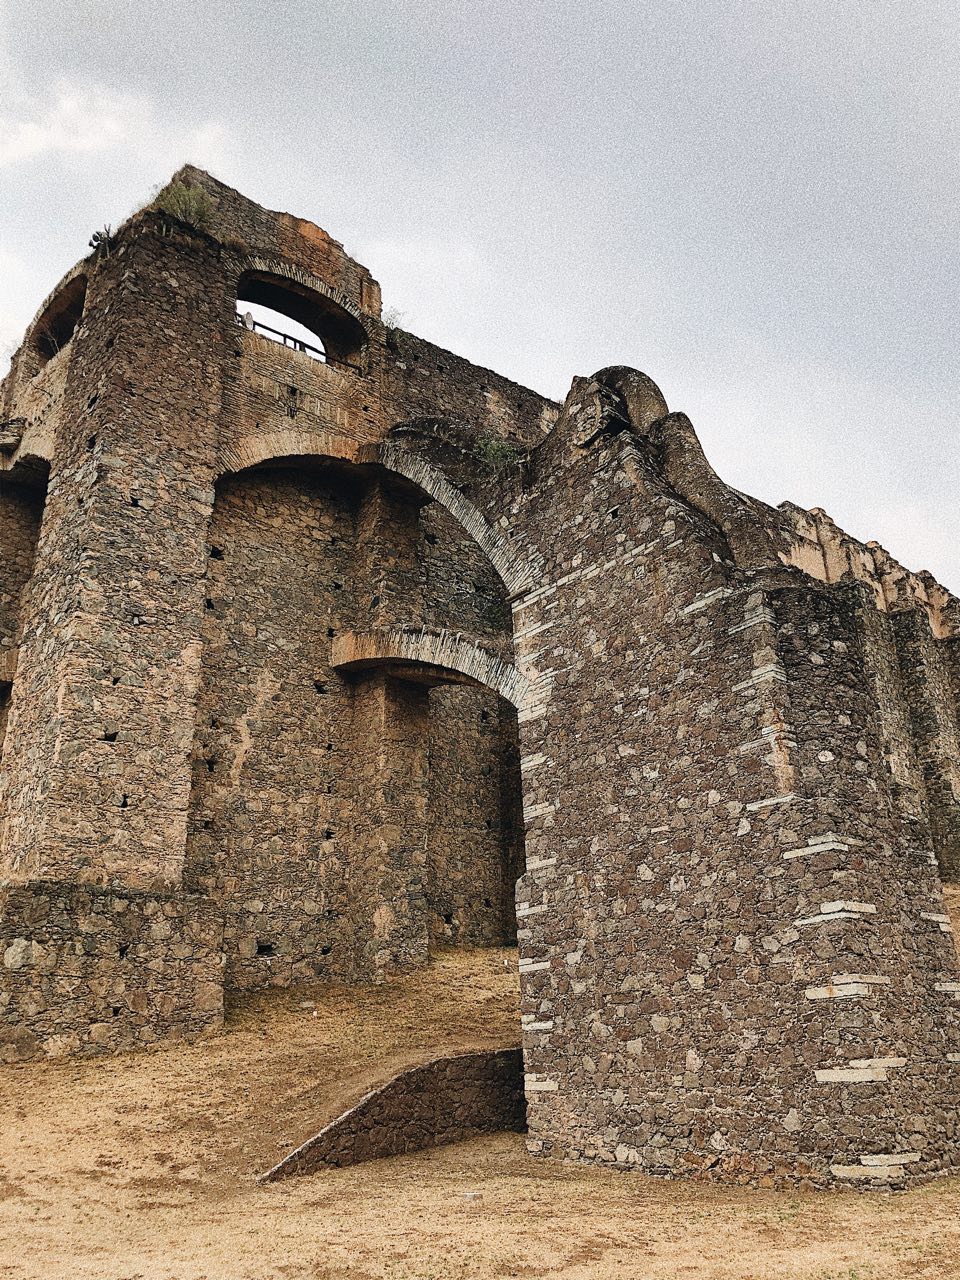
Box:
187, 442, 536, 988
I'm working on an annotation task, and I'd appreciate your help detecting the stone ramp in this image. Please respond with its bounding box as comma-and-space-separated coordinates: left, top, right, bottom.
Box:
260, 1047, 525, 1180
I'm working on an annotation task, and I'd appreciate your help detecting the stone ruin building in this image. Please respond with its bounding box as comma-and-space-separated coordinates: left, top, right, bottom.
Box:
1, 167, 958, 1188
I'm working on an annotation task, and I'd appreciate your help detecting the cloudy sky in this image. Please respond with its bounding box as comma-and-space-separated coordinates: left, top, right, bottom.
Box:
1, 1, 957, 588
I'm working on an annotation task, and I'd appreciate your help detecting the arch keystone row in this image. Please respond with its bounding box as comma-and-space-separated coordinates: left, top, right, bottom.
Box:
330, 627, 533, 713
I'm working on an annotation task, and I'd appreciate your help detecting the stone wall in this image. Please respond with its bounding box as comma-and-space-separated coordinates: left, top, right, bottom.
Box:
0, 470, 47, 652
427, 686, 524, 947
0, 215, 229, 893
0, 881, 223, 1062
0, 465, 48, 762
185, 465, 363, 988
262, 1048, 525, 1179
0, 168, 957, 1186
500, 384, 960, 1186
183, 461, 523, 990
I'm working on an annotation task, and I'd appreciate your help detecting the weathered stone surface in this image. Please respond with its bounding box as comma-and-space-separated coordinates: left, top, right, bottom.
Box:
0, 166, 958, 1187
261, 1048, 525, 1179
0, 881, 223, 1061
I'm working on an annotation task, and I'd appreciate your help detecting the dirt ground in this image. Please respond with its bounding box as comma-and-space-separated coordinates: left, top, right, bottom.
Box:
3, 945, 960, 1280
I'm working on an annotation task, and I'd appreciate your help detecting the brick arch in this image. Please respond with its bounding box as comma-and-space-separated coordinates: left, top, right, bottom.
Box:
240, 256, 370, 328
216, 431, 554, 727
330, 627, 533, 712
0, 447, 54, 480
218, 432, 538, 605
368, 441, 538, 602
217, 429, 360, 477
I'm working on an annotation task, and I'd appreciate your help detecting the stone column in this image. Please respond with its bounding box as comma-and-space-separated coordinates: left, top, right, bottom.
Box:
354, 478, 426, 628
0, 222, 228, 890
345, 476, 433, 975
349, 674, 431, 977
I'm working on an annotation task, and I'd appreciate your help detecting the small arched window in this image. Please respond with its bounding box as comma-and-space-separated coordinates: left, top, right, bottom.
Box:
237, 301, 327, 361
235, 272, 365, 371
33, 276, 87, 367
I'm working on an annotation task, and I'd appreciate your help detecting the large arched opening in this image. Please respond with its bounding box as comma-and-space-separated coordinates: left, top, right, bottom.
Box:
185, 447, 530, 993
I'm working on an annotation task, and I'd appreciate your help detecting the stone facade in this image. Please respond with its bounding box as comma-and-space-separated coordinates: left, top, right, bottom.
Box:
1, 168, 958, 1186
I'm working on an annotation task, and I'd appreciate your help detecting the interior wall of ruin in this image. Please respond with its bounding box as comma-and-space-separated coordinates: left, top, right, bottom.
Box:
427, 685, 524, 948
0, 476, 47, 647
420, 503, 523, 947
185, 465, 363, 989
185, 462, 523, 992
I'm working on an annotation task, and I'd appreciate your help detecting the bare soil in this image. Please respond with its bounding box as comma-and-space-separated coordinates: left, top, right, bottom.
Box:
2, 946, 960, 1280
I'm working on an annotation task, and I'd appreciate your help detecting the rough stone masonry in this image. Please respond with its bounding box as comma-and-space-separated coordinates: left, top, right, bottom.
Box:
1, 168, 958, 1186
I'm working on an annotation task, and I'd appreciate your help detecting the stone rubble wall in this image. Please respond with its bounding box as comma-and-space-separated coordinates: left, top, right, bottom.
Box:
494, 383, 960, 1186
261, 1048, 525, 1179
0, 881, 223, 1062
0, 169, 957, 1187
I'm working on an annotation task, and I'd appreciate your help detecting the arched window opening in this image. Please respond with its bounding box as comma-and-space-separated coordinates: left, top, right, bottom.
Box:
33, 276, 87, 367
236, 300, 327, 362
236, 272, 366, 371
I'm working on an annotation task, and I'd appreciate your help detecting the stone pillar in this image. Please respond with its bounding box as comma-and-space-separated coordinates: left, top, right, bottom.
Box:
354, 478, 426, 628
0, 222, 228, 890
349, 674, 431, 977
345, 477, 433, 975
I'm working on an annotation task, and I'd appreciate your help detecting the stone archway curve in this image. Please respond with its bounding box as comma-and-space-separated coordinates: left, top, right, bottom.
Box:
217, 429, 538, 603
330, 626, 533, 711
216, 428, 549, 724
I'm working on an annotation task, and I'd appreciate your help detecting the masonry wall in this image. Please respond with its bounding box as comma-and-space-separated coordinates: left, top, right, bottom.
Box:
0, 469, 47, 761
1, 168, 957, 1187
498, 398, 960, 1185
263, 1048, 525, 1179
421, 502, 524, 946
0, 219, 229, 892
184, 465, 363, 989
182, 461, 523, 991
427, 686, 524, 947
0, 472, 46, 650
0, 881, 223, 1062
892, 610, 960, 881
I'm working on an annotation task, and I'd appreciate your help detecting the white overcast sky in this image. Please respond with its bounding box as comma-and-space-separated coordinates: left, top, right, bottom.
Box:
1, 1, 957, 588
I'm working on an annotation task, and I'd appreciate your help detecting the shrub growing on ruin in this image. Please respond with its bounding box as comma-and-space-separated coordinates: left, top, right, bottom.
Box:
150, 180, 214, 231
473, 431, 523, 476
